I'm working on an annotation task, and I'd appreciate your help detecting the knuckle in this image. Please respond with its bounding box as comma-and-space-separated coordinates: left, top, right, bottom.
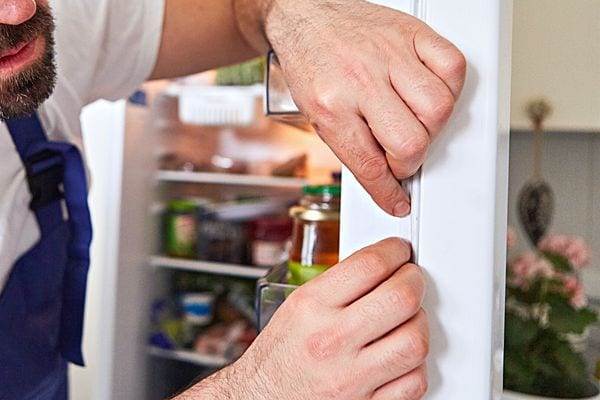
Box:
430, 92, 455, 125
342, 60, 374, 89
359, 300, 386, 322
355, 153, 389, 183
305, 328, 345, 361
412, 370, 429, 399
406, 263, 427, 289
358, 250, 390, 273
285, 287, 316, 315
406, 329, 430, 361
445, 51, 468, 81
389, 284, 420, 313
380, 346, 412, 373
383, 237, 412, 258
312, 375, 353, 399
308, 90, 342, 127
398, 131, 430, 162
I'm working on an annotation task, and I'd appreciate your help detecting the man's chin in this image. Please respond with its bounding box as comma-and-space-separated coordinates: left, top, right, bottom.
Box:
0, 51, 57, 121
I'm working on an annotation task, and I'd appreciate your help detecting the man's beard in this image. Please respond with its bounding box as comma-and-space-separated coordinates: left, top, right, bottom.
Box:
0, 4, 57, 120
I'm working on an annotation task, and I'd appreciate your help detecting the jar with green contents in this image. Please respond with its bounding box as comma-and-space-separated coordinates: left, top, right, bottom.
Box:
288, 185, 340, 285
164, 199, 199, 259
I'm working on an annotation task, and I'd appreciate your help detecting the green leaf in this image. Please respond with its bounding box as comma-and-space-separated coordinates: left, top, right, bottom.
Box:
505, 313, 538, 348
542, 251, 573, 273
547, 294, 598, 335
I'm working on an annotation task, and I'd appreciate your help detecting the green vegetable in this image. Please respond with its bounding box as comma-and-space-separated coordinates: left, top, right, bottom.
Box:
216, 57, 265, 86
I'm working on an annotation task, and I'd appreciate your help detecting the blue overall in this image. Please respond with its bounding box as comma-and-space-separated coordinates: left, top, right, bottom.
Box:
0, 113, 92, 400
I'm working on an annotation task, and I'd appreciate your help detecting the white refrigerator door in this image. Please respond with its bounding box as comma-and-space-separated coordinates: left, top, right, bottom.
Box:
340, 1, 512, 399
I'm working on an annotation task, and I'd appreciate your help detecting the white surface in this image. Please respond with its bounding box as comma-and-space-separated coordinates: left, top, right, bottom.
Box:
147, 347, 229, 368
341, 1, 511, 399
510, 1, 600, 131
156, 170, 307, 188
150, 256, 269, 279
508, 131, 600, 298
71, 100, 127, 400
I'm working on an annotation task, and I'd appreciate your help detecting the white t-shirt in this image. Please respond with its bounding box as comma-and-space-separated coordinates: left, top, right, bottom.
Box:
0, 0, 165, 292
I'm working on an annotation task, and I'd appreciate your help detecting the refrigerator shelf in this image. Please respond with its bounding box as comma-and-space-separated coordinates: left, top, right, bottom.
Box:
147, 346, 229, 368
156, 170, 307, 188
149, 256, 270, 279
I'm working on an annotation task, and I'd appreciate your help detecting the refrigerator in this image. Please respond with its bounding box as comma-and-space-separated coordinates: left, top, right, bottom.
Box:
77, 0, 513, 398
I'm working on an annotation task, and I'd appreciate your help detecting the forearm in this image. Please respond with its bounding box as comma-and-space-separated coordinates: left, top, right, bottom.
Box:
171, 358, 268, 400
150, 0, 260, 79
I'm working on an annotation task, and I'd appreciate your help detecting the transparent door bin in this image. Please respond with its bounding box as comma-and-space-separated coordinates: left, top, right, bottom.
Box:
265, 51, 312, 131
256, 262, 298, 331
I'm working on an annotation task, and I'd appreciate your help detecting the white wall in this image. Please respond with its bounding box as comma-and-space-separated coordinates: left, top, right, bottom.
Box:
508, 131, 600, 298
511, 0, 600, 131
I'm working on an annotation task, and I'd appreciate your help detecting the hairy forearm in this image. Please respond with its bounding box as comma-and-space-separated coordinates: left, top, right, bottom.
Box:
171, 357, 270, 400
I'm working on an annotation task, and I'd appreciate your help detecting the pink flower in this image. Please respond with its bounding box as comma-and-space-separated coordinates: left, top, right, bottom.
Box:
562, 275, 578, 292
508, 252, 555, 288
571, 285, 588, 309
559, 274, 588, 309
507, 226, 517, 250
538, 235, 591, 270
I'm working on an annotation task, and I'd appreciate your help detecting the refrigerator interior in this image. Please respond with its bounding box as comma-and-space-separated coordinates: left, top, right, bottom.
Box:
101, 81, 341, 399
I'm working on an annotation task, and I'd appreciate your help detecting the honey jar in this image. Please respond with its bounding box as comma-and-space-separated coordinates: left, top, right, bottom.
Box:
288, 185, 340, 285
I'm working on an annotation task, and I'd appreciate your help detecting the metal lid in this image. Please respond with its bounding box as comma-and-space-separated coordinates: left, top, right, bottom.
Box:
289, 206, 339, 221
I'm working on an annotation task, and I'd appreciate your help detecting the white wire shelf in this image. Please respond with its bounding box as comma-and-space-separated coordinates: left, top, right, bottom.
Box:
156, 170, 307, 188
150, 256, 270, 279
147, 346, 229, 368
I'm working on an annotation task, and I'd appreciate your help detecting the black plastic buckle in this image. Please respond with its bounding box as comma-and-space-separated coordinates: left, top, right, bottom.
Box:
24, 150, 64, 210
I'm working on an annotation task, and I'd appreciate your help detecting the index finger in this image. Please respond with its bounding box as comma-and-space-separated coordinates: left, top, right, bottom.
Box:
315, 113, 412, 217
304, 237, 412, 307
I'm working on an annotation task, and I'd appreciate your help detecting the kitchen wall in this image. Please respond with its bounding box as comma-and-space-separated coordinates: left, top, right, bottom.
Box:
511, 0, 600, 131
508, 130, 600, 298
509, 0, 600, 298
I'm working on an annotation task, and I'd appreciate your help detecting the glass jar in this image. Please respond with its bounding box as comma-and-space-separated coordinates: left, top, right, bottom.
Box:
164, 199, 199, 259
288, 185, 340, 285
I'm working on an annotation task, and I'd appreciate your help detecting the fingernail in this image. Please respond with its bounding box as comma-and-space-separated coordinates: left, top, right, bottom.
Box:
393, 201, 411, 217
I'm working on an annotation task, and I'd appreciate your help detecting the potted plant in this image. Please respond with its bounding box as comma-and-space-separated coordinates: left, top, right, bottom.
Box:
504, 233, 599, 399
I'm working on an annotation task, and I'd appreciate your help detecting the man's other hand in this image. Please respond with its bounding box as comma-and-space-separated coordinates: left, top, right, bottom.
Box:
233, 238, 428, 400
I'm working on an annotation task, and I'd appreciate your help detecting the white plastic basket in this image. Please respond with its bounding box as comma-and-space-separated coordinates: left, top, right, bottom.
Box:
169, 84, 263, 127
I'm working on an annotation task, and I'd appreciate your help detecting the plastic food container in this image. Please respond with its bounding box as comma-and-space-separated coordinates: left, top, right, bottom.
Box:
180, 292, 215, 326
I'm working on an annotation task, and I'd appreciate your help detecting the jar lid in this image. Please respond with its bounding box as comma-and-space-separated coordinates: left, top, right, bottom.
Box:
302, 185, 341, 196
289, 206, 340, 221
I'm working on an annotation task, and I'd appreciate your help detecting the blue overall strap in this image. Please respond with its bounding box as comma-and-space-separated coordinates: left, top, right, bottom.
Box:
5, 113, 93, 366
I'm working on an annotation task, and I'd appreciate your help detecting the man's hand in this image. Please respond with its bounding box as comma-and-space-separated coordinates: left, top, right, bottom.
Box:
153, 0, 465, 216
178, 238, 428, 399
238, 0, 466, 216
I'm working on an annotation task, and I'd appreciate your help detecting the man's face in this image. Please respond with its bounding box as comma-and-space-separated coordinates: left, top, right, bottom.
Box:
0, 0, 56, 120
